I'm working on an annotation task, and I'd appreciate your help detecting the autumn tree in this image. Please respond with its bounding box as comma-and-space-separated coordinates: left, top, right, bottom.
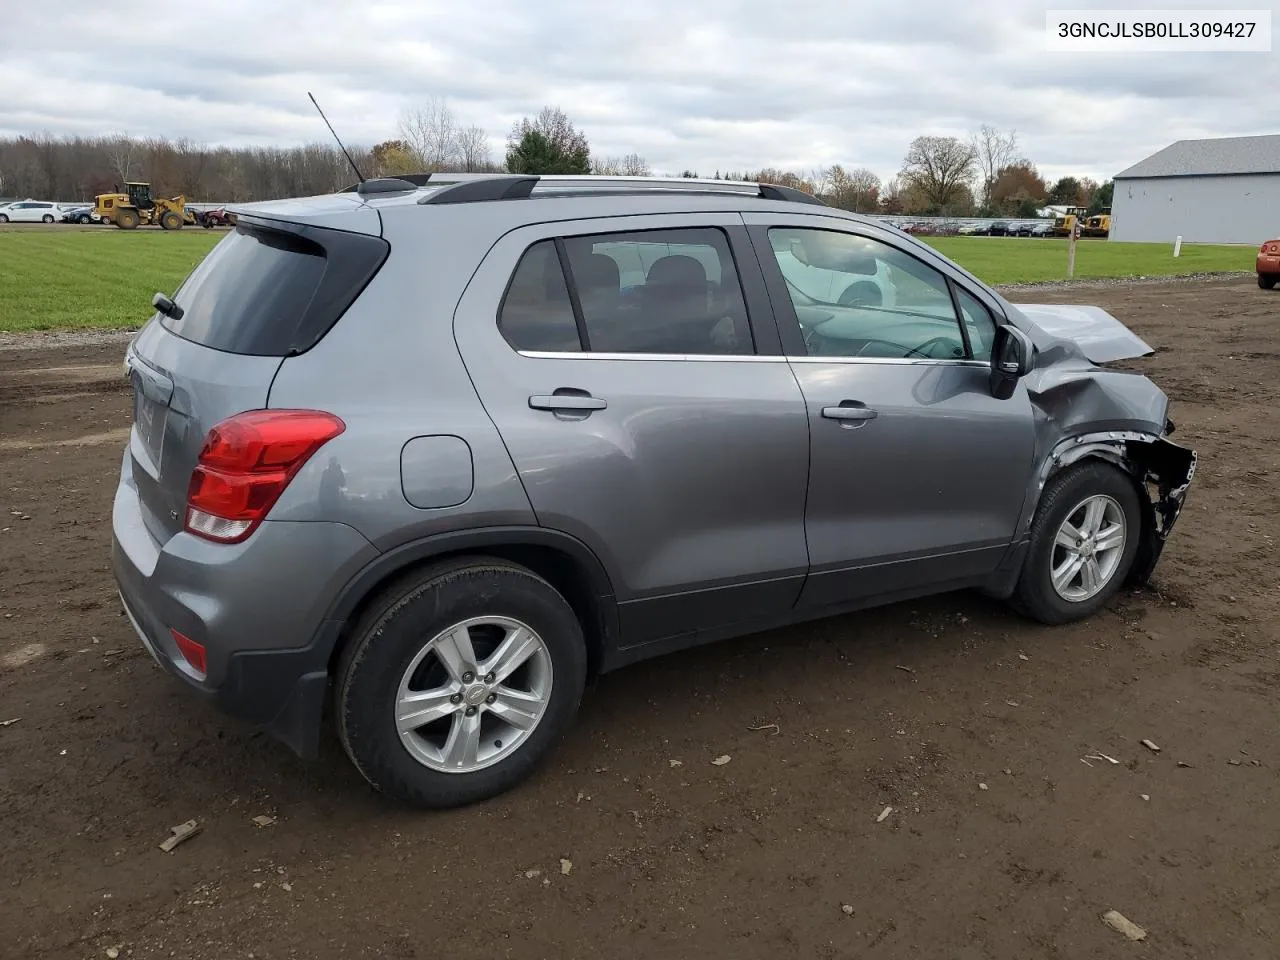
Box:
899, 136, 976, 213
821, 165, 881, 212
505, 107, 590, 175
990, 161, 1047, 216
370, 139, 419, 176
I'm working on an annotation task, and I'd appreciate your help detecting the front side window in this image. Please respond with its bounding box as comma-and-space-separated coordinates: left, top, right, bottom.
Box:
766, 228, 971, 361
498, 227, 754, 356
954, 286, 997, 361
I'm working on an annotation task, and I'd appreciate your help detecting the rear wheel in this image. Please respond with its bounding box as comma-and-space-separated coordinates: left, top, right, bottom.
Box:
78, 214, 92, 224
0, 214, 9, 223
1259, 273, 1277, 290
336, 558, 588, 808
159, 210, 182, 230
1012, 461, 1142, 624
115, 208, 140, 230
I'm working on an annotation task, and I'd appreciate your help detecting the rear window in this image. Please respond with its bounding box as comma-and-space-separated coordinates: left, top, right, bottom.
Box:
162, 222, 389, 356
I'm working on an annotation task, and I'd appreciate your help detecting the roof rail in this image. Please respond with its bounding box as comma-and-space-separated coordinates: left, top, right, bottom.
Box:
415, 173, 829, 206
419, 176, 538, 204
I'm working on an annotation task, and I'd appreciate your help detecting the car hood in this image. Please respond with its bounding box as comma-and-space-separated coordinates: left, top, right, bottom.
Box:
1010, 303, 1154, 364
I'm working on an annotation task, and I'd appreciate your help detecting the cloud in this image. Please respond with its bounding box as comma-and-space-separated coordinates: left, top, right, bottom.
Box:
1, 0, 1275, 183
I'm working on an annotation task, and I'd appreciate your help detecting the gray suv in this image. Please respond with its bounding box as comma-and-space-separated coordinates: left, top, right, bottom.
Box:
112, 174, 1196, 808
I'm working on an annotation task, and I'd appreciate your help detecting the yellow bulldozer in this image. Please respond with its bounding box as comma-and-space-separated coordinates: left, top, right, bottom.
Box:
1051, 206, 1088, 238
1082, 212, 1112, 238
94, 182, 190, 230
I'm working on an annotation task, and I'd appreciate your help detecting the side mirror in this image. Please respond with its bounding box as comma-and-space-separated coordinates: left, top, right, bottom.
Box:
989, 324, 1034, 399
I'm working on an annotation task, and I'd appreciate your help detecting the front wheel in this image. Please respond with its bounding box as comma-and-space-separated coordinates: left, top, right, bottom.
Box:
0, 214, 9, 223
336, 558, 588, 808
1012, 461, 1142, 624
41, 214, 54, 223
1260, 273, 1277, 290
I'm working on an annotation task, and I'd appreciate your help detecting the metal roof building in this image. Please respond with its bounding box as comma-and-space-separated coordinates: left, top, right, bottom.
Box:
1110, 134, 1280, 244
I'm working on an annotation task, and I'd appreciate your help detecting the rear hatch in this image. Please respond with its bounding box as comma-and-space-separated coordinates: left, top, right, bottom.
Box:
125, 213, 389, 544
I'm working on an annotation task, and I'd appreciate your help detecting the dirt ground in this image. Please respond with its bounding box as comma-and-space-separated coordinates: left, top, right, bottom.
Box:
1, 277, 1277, 960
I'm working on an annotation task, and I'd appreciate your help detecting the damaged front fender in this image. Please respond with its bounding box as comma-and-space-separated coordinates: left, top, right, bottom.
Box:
1038, 431, 1197, 586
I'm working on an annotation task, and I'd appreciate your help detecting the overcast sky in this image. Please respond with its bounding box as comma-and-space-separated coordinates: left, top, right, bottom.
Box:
2, 0, 1276, 185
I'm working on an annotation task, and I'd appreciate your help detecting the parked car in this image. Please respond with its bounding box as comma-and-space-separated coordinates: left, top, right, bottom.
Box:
113, 174, 1197, 809
61, 205, 103, 224
1009, 221, 1038, 237
957, 223, 982, 235
0, 199, 61, 223
198, 207, 236, 228
987, 220, 1011, 237
1257, 238, 1279, 289
1029, 222, 1054, 238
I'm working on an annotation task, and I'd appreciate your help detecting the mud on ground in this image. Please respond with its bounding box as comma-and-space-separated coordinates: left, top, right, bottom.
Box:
1, 278, 1277, 959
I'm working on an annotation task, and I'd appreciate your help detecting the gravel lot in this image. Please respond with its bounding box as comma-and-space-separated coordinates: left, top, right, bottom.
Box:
1, 277, 1277, 959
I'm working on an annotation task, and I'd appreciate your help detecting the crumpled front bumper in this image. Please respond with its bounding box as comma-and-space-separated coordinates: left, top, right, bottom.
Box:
1126, 431, 1197, 585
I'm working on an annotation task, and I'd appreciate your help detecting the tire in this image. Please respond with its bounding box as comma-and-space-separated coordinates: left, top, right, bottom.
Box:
115, 209, 140, 230
1259, 273, 1277, 290
78, 215, 91, 224
1011, 461, 1142, 625
41, 214, 54, 223
336, 558, 588, 808
159, 210, 182, 230
0, 214, 9, 223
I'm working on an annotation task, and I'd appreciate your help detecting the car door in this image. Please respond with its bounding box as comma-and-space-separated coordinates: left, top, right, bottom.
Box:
453, 213, 811, 647
9, 203, 35, 222
744, 213, 1037, 610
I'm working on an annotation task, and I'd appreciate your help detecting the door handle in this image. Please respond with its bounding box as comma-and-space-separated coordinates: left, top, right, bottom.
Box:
529, 393, 607, 412
822, 401, 878, 422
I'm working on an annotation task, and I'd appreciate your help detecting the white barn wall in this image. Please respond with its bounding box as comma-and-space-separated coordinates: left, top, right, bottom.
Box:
1111, 173, 1280, 244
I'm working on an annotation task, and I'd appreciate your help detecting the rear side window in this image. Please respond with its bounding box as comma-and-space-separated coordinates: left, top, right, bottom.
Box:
497, 241, 582, 352
162, 223, 389, 356
497, 227, 754, 356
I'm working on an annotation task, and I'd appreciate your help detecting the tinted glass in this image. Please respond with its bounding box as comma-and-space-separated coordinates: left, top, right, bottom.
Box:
562, 227, 752, 354
497, 240, 582, 352
163, 227, 325, 352
767, 228, 967, 360
954, 286, 997, 361
160, 223, 388, 356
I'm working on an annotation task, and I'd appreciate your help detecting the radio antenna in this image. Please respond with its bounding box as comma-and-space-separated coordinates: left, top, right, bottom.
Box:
307, 92, 365, 183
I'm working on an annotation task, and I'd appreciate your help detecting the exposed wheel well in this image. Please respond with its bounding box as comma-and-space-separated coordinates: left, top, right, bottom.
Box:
325, 543, 611, 683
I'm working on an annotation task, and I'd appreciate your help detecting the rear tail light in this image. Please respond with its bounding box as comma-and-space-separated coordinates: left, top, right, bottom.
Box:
185, 409, 345, 544
171, 629, 207, 677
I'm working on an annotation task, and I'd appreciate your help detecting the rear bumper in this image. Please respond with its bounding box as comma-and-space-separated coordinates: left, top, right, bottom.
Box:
1257, 254, 1280, 274
114, 580, 336, 757
111, 452, 378, 757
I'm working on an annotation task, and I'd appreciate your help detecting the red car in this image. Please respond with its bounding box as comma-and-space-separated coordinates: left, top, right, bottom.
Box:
1259, 238, 1280, 289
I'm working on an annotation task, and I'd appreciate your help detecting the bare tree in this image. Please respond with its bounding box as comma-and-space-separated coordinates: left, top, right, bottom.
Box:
591, 153, 650, 177
399, 97, 460, 171
620, 152, 650, 176
900, 136, 977, 212
104, 133, 136, 186
456, 125, 492, 172
972, 125, 1019, 211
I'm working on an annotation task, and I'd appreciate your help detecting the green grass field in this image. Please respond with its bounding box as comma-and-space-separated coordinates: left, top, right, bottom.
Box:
922, 236, 1253, 285
0, 229, 1257, 332
0, 230, 220, 332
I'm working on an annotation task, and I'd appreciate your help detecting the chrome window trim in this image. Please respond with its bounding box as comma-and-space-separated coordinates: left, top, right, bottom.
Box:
518, 350, 991, 368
